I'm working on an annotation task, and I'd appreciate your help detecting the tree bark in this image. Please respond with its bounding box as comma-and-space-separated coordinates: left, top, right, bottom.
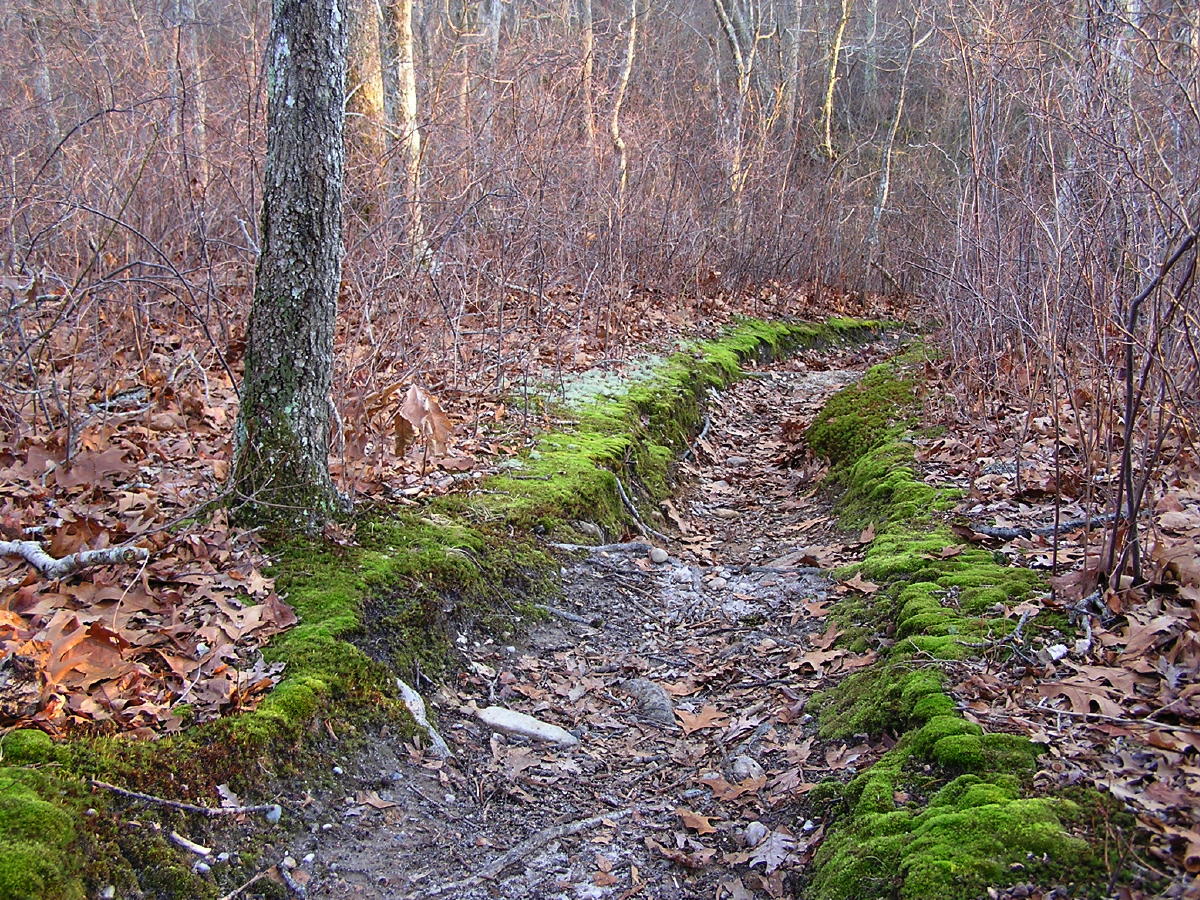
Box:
347, 0, 388, 174
579, 0, 598, 161
386, 0, 428, 260
820, 0, 852, 159
611, 0, 639, 216
232, 0, 347, 529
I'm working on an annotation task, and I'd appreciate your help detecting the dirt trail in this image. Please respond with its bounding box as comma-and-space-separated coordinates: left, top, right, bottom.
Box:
290, 343, 888, 899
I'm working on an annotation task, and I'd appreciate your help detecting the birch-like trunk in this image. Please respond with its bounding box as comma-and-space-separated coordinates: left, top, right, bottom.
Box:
20, 10, 63, 181
820, 0, 852, 159
233, 0, 347, 529
610, 0, 639, 216
579, 0, 598, 161
387, 0, 428, 260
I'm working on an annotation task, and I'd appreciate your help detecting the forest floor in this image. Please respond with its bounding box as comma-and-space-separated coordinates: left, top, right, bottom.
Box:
273, 340, 886, 900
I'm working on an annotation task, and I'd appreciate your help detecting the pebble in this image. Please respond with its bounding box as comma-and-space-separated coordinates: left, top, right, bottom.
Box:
303, 853, 316, 865
649, 547, 669, 564
282, 857, 297, 870
708, 576, 728, 590
726, 455, 750, 467
264, 804, 282, 824
732, 755, 765, 780
743, 821, 770, 848
193, 861, 211, 875
99, 888, 116, 900
621, 678, 676, 727
332, 765, 344, 776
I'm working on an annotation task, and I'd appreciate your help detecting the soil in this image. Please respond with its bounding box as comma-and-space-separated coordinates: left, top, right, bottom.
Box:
248, 342, 892, 900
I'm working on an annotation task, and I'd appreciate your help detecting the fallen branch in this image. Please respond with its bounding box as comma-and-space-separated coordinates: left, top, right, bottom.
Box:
1, 541, 148, 579
396, 678, 453, 759
410, 808, 632, 898
613, 475, 671, 543
967, 512, 1120, 542
548, 540, 652, 554
91, 779, 281, 821
682, 413, 712, 462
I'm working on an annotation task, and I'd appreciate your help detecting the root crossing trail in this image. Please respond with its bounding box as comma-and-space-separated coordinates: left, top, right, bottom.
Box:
301, 342, 890, 900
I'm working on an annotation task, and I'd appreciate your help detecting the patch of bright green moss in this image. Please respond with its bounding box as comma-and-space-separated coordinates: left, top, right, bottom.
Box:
16, 316, 885, 900
0, 768, 83, 900
444, 318, 885, 531
802, 358, 1110, 899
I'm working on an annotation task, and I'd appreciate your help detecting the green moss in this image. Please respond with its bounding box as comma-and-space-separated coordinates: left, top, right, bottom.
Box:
802, 358, 1112, 899
12, 316, 885, 900
0, 769, 82, 900
0, 730, 53, 765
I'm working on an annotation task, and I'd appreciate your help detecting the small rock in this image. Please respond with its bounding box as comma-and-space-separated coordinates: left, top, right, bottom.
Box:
99, 887, 116, 900
193, 861, 211, 875
282, 857, 297, 870
743, 821, 770, 848
216, 852, 230, 863
1040, 643, 1069, 664
321, 823, 333, 831
332, 765, 344, 776
726, 455, 750, 467
476, 705, 579, 746
263, 804, 282, 824
649, 547, 670, 564
303, 853, 315, 865
708, 576, 728, 590
802, 818, 816, 832
731, 755, 765, 780
671, 565, 693, 584
621, 678, 676, 727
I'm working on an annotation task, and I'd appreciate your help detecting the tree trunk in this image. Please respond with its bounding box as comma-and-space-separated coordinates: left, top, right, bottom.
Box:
171, 0, 210, 190
820, 0, 852, 159
347, 0, 388, 176
232, 0, 347, 530
610, 0, 639, 216
579, 0, 598, 161
386, 0, 428, 260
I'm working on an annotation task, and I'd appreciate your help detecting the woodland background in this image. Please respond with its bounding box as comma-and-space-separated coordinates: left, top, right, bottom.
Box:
1, 0, 1198, 730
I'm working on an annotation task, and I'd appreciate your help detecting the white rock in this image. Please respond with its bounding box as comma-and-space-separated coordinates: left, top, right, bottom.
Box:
726, 456, 750, 467
708, 576, 728, 590
1040, 643, 1070, 664
743, 821, 770, 848
732, 755, 765, 780
671, 566, 693, 584
99, 887, 116, 900
475, 705, 579, 747
649, 547, 670, 564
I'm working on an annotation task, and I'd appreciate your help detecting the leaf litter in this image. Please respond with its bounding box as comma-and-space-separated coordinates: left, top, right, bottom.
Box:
280, 339, 900, 899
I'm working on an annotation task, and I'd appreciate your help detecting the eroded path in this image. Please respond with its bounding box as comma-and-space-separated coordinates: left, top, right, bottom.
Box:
296, 341, 891, 899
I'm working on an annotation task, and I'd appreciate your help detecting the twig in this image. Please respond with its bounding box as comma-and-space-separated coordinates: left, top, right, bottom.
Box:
279, 864, 307, 899
396, 678, 453, 759
91, 779, 279, 819
1, 541, 149, 579
168, 830, 212, 857
409, 809, 633, 898
682, 413, 712, 462
967, 512, 1121, 541
613, 475, 671, 543
537, 604, 612, 629
216, 867, 271, 900
549, 540, 652, 554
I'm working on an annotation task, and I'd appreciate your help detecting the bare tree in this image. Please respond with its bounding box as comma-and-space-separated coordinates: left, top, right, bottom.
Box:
232, 0, 348, 529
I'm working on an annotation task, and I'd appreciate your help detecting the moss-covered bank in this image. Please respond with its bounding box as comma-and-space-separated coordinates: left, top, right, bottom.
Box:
0, 316, 883, 900
800, 357, 1116, 900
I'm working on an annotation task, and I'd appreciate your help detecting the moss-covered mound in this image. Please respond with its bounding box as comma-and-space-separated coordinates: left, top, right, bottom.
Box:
802, 357, 1112, 900
0, 316, 883, 900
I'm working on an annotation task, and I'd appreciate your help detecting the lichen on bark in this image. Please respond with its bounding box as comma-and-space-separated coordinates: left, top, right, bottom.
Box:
231, 0, 348, 531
